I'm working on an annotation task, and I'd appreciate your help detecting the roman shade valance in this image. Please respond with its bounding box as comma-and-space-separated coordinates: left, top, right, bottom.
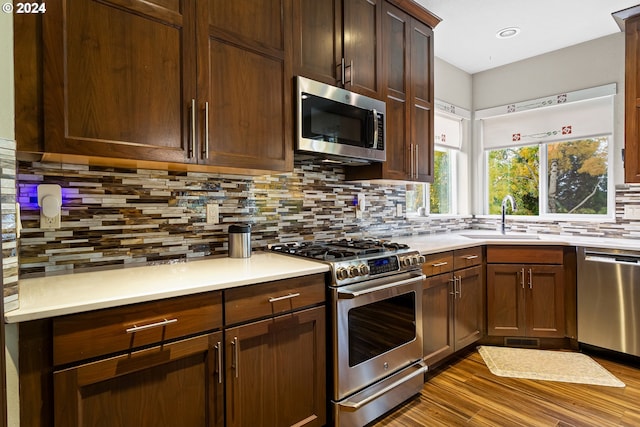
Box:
479, 83, 616, 150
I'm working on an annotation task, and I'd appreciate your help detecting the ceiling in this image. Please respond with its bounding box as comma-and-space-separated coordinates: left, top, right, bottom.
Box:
414, 0, 640, 74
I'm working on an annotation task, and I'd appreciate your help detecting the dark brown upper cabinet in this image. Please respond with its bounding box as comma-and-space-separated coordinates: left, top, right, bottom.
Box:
614, 7, 640, 183
346, 1, 438, 182
18, 0, 293, 174
292, 0, 383, 98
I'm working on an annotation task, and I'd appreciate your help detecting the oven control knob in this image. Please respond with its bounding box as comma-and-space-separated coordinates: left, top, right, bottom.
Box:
336, 267, 349, 281
402, 257, 412, 267
348, 265, 360, 278
417, 255, 426, 264
358, 264, 370, 276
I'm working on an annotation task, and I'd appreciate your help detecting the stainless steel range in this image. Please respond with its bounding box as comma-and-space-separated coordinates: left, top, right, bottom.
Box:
270, 239, 427, 427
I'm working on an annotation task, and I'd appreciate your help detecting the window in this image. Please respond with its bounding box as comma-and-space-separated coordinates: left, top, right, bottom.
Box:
487, 145, 539, 215
480, 85, 614, 218
407, 102, 467, 216
430, 148, 455, 214
486, 137, 609, 216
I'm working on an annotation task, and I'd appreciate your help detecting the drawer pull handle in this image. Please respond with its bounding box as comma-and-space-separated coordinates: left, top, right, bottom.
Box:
431, 262, 448, 267
125, 318, 178, 334
268, 292, 301, 303
463, 255, 479, 260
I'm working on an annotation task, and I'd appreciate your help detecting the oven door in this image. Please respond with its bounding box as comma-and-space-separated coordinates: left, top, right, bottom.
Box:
332, 271, 425, 401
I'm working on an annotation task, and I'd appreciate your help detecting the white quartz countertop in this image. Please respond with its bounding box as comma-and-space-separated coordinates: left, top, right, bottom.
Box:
5, 252, 329, 323
395, 230, 640, 254
7, 230, 639, 323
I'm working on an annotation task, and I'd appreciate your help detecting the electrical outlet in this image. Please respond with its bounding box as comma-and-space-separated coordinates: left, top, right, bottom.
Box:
40, 212, 61, 229
624, 205, 640, 220
206, 204, 219, 224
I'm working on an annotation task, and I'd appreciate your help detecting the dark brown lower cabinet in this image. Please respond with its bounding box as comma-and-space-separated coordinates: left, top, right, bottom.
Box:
53, 332, 224, 427
487, 264, 565, 337
224, 306, 326, 427
423, 265, 484, 366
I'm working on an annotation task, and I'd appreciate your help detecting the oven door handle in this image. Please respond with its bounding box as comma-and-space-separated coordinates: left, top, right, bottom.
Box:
338, 361, 428, 410
336, 274, 425, 299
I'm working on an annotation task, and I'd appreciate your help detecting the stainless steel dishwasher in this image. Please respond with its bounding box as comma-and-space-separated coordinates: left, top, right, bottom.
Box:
577, 247, 640, 357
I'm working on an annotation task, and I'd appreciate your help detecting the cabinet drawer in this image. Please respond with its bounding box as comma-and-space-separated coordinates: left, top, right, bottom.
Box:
53, 291, 223, 366
486, 245, 564, 264
422, 252, 454, 277
225, 274, 326, 325
454, 246, 484, 270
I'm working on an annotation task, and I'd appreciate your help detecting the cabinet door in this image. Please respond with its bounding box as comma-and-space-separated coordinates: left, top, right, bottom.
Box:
422, 273, 454, 366
381, 2, 411, 180
343, 0, 382, 97
225, 306, 326, 427
625, 16, 640, 183
43, 0, 196, 163
525, 265, 565, 337
54, 332, 224, 427
199, 0, 293, 172
454, 265, 484, 350
292, 0, 342, 85
410, 18, 434, 182
486, 265, 526, 336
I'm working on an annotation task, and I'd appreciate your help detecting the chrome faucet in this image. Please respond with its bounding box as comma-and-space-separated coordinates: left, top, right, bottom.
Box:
501, 195, 517, 234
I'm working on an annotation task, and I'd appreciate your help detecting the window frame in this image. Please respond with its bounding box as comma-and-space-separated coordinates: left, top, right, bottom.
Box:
483, 135, 614, 220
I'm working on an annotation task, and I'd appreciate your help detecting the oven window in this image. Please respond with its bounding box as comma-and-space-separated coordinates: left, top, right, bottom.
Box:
347, 292, 416, 367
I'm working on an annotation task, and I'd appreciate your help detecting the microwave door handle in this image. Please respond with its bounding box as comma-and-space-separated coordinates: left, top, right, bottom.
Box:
365, 110, 377, 148
372, 109, 379, 148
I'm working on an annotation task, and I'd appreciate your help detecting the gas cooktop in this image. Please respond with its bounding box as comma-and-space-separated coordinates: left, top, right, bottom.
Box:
269, 238, 410, 261
269, 238, 424, 286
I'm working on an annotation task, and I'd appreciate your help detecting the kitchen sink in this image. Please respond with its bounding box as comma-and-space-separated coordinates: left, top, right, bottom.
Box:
461, 233, 541, 240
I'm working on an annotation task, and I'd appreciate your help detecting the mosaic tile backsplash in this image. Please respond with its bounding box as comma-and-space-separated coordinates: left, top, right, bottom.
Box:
16, 159, 640, 279
17, 159, 471, 276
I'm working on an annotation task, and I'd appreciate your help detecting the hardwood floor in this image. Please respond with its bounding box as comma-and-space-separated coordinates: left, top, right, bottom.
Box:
371, 350, 640, 426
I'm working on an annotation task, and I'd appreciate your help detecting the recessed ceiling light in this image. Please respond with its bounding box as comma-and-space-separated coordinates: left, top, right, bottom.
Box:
496, 27, 521, 39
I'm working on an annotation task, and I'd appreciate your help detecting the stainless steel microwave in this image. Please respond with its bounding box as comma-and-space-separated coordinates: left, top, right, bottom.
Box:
295, 76, 386, 164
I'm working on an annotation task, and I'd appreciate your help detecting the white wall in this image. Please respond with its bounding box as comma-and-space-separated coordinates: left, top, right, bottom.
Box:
472, 33, 626, 186
434, 57, 473, 215
435, 57, 473, 110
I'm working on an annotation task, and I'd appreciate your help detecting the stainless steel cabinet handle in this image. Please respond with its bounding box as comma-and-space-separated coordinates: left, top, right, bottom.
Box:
432, 261, 448, 267
463, 255, 479, 260
528, 268, 533, 289
125, 318, 178, 334
189, 98, 196, 158
409, 144, 414, 178
449, 277, 456, 297
231, 336, 239, 379
338, 58, 346, 86
203, 101, 209, 160
520, 268, 525, 289
457, 276, 462, 299
268, 292, 300, 303
348, 60, 353, 86
415, 144, 419, 179
215, 341, 222, 384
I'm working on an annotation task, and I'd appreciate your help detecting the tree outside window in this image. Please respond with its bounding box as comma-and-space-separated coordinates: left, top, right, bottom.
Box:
430, 149, 452, 214
487, 137, 609, 216
547, 138, 608, 215
487, 145, 539, 215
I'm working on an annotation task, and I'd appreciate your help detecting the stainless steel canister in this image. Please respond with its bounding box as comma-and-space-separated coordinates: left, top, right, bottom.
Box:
228, 224, 251, 258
